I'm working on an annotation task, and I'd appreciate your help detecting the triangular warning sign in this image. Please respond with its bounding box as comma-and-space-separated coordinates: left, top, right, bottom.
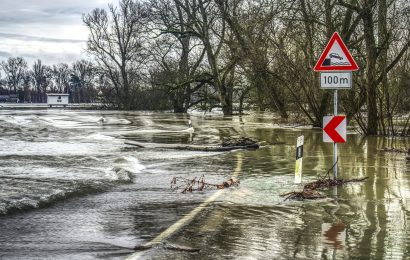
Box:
314, 32, 359, 71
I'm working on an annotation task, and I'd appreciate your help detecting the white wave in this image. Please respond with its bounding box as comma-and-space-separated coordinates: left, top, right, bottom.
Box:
110, 168, 134, 182
114, 156, 145, 171
0, 203, 6, 215
181, 127, 194, 132
10, 197, 40, 211
86, 133, 116, 141
108, 156, 146, 182
98, 118, 132, 125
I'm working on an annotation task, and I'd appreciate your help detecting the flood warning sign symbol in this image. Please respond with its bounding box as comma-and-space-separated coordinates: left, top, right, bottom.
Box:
314, 32, 359, 71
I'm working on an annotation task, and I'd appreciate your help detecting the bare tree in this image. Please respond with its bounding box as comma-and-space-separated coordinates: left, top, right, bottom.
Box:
22, 72, 31, 103
1, 57, 28, 96
83, 0, 148, 109
196, 0, 238, 115
215, 0, 289, 118
338, 0, 410, 135
31, 60, 52, 103
149, 0, 209, 113
52, 63, 70, 93
70, 60, 95, 103
152, 0, 238, 115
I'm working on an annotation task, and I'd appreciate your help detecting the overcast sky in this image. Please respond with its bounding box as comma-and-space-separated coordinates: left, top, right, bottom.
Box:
0, 0, 112, 65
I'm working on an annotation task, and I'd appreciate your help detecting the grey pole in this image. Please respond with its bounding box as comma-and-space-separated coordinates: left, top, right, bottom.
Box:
333, 90, 338, 179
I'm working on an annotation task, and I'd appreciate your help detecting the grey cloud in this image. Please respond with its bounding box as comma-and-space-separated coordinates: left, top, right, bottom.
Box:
42, 7, 85, 16
0, 33, 85, 43
0, 51, 12, 58
0, 49, 89, 66
0, 0, 109, 25
0, 0, 110, 64
0, 9, 79, 25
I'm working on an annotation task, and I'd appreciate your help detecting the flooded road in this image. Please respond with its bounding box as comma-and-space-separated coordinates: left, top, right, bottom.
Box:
0, 110, 409, 259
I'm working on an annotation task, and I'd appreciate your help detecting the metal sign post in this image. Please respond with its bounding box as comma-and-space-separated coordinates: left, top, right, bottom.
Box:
315, 31, 359, 181
333, 90, 338, 179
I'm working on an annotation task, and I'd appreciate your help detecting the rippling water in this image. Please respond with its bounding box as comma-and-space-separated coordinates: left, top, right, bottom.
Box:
0, 110, 409, 259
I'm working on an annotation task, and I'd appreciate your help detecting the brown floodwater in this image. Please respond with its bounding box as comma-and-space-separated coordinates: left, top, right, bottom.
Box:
0, 110, 409, 259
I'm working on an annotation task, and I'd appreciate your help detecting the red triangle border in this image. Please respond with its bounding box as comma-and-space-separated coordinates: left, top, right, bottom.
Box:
313, 32, 359, 71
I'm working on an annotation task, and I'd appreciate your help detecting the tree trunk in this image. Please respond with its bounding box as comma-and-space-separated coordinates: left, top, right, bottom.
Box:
362, 5, 378, 135
378, 0, 390, 135
173, 89, 186, 113
177, 24, 190, 114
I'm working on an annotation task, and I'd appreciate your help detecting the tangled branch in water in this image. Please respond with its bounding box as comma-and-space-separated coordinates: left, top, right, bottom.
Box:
280, 176, 369, 201
304, 176, 369, 190
171, 175, 240, 193
280, 189, 326, 201
221, 137, 258, 147
281, 158, 369, 201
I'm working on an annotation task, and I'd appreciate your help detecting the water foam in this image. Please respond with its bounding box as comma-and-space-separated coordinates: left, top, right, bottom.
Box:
0, 180, 117, 215
0, 157, 142, 215
109, 156, 146, 182
113, 156, 145, 173
86, 133, 116, 141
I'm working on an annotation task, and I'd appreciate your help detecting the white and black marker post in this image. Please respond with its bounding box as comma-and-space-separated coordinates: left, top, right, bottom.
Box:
295, 135, 304, 184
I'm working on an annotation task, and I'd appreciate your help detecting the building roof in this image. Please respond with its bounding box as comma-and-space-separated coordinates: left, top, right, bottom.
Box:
46, 93, 69, 96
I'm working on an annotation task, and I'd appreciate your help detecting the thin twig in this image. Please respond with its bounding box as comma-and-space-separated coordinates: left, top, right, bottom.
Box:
171, 175, 240, 193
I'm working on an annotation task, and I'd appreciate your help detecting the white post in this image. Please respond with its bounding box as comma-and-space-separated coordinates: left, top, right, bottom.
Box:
295, 135, 304, 183
333, 90, 338, 179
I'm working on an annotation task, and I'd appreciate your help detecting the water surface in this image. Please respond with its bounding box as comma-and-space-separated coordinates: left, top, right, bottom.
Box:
0, 110, 409, 259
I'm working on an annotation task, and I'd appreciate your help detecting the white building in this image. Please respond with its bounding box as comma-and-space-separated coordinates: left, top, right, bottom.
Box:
46, 93, 69, 107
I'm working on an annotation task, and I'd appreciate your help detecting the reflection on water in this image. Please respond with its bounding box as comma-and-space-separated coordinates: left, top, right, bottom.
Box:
0, 110, 409, 259
322, 222, 346, 250
130, 119, 410, 260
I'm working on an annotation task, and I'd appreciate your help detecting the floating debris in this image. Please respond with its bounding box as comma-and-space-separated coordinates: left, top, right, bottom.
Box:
126, 140, 259, 152
134, 242, 200, 252
281, 161, 369, 201
304, 177, 369, 190
162, 243, 201, 252
171, 175, 240, 193
280, 189, 326, 201
221, 137, 258, 147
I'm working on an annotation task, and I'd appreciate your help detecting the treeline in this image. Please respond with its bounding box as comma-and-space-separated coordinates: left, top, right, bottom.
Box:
2, 0, 409, 136
83, 0, 409, 136
0, 56, 169, 109
0, 58, 99, 104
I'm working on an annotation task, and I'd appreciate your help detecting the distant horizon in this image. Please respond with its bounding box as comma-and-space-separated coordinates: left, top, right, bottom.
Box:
0, 0, 112, 65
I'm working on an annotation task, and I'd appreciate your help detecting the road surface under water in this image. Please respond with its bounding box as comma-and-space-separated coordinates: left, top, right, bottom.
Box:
0, 110, 409, 259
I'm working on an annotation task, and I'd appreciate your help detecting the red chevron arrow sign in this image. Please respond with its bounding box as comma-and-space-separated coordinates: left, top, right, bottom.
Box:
323, 116, 346, 143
